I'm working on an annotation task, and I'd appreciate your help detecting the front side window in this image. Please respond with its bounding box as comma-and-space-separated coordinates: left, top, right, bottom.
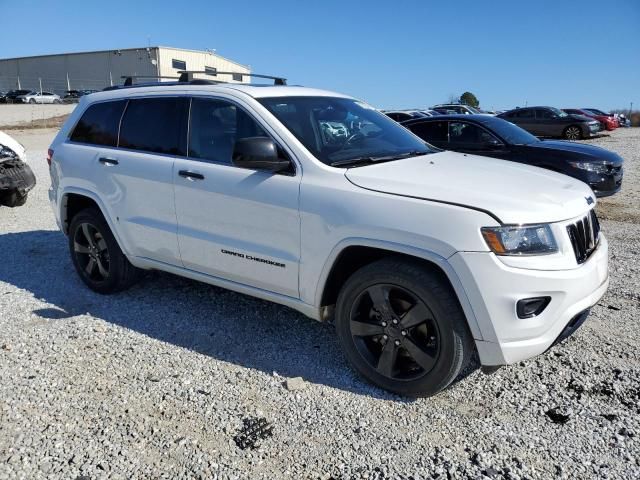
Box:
70, 100, 127, 147
449, 122, 500, 144
408, 121, 448, 143
188, 98, 268, 164
119, 97, 189, 155
259, 96, 432, 166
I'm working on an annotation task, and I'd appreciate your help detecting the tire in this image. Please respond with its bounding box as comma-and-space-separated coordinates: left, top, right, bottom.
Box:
68, 207, 141, 294
53, 99, 62, 104
29, 98, 36, 104
563, 125, 583, 140
334, 258, 474, 397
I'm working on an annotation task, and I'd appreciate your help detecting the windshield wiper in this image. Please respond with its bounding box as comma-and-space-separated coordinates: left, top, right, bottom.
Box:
330, 150, 427, 167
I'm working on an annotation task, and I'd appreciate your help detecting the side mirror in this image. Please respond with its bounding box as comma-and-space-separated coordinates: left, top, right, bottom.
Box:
232, 137, 291, 173
481, 140, 504, 150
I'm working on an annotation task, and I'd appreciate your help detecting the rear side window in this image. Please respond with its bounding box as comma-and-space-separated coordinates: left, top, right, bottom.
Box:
408, 121, 448, 143
514, 109, 534, 119
535, 109, 553, 119
119, 97, 189, 155
70, 100, 126, 146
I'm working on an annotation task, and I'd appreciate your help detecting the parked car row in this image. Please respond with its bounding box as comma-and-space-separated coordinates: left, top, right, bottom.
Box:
0, 89, 98, 104
384, 103, 628, 140
0, 89, 62, 104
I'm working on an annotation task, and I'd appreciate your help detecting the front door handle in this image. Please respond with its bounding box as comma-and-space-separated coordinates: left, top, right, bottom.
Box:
98, 157, 119, 166
178, 170, 205, 180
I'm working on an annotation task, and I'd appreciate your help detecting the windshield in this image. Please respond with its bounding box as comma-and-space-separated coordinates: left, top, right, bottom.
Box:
258, 96, 432, 166
484, 118, 539, 145
549, 107, 569, 118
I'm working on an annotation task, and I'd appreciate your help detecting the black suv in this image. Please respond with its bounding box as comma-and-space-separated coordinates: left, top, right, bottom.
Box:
402, 115, 623, 197
497, 106, 600, 140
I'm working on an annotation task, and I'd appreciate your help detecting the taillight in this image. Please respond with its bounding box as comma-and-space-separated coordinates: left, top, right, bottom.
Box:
47, 148, 53, 166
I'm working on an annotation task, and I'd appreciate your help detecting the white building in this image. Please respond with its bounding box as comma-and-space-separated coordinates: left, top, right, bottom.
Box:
0, 46, 251, 93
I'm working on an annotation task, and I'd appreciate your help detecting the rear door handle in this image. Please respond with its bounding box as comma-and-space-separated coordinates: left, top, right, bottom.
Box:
178, 170, 205, 180
98, 157, 119, 166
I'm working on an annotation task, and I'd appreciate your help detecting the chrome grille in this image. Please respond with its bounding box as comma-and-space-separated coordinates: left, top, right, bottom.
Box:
566, 210, 600, 264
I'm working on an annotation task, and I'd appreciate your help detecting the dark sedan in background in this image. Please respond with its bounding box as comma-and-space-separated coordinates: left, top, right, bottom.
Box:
497, 106, 600, 140
402, 115, 623, 196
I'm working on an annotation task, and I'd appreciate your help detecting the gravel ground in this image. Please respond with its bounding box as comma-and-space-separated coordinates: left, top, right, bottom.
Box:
0, 128, 638, 480
0, 104, 76, 128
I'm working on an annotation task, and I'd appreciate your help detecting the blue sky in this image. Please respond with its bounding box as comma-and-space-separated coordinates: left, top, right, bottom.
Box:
1, 0, 638, 110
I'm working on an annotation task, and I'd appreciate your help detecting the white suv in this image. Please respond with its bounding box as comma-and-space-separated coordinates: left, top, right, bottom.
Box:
48, 76, 608, 396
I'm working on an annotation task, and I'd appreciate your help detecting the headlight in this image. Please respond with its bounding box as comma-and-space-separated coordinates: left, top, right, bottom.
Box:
569, 161, 610, 174
481, 224, 557, 255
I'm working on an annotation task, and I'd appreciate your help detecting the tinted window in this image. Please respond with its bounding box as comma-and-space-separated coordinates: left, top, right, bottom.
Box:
449, 122, 500, 144
189, 98, 268, 164
408, 121, 448, 143
514, 109, 534, 119
204, 66, 217, 76
70, 100, 126, 146
535, 109, 554, 119
119, 97, 189, 155
232, 73, 243, 82
481, 118, 538, 145
172, 59, 186, 70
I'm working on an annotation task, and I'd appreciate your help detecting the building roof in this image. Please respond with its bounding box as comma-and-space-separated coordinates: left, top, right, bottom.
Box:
0, 46, 250, 70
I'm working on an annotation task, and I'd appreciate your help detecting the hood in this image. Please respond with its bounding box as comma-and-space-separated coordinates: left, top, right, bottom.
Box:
344, 151, 595, 225
535, 140, 623, 165
0, 130, 26, 161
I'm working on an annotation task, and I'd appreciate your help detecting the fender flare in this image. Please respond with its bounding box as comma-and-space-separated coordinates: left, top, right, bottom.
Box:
60, 187, 130, 255
313, 237, 484, 340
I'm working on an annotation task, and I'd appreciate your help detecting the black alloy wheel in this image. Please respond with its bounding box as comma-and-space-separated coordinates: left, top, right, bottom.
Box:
335, 258, 474, 397
349, 284, 440, 381
73, 222, 110, 283
68, 207, 141, 294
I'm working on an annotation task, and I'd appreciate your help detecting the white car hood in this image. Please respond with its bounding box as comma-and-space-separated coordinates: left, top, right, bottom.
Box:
0, 130, 26, 161
344, 151, 595, 224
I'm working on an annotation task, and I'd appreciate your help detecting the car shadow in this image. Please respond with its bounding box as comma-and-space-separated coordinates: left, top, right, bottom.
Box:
0, 229, 415, 401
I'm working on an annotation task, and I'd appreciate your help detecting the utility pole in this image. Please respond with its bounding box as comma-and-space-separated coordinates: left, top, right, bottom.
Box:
39, 77, 43, 94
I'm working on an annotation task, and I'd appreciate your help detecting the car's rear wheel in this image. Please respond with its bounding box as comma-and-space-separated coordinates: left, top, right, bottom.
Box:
68, 208, 141, 294
334, 258, 473, 397
29, 98, 35, 104
563, 125, 582, 140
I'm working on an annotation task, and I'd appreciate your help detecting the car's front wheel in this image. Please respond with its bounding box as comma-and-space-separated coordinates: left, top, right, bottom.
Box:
335, 258, 474, 397
563, 125, 583, 140
29, 98, 36, 104
68, 208, 141, 294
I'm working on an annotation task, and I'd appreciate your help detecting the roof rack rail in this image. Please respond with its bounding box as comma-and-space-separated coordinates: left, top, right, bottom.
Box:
120, 75, 180, 86
177, 70, 287, 85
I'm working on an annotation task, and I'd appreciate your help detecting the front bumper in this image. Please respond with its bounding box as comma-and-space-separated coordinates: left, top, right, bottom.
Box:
584, 169, 623, 197
449, 234, 609, 365
0, 158, 37, 207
